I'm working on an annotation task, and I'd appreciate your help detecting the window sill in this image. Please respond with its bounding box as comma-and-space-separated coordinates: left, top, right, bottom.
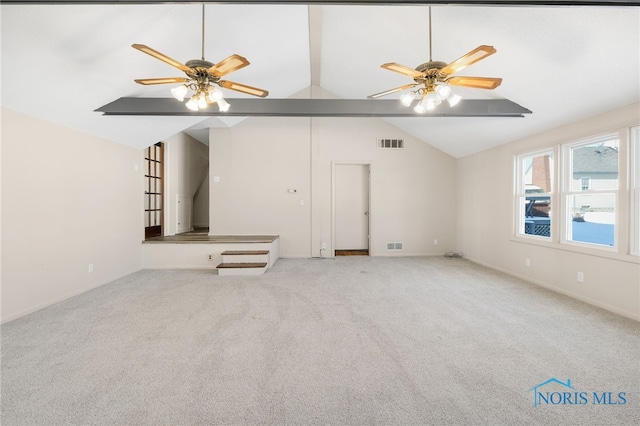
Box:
510, 235, 640, 264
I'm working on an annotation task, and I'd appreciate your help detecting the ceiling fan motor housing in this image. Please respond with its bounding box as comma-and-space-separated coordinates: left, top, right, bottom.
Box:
186, 59, 215, 69
185, 59, 218, 82
415, 61, 447, 73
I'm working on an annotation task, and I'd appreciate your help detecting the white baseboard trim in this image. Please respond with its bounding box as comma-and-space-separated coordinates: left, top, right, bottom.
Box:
466, 256, 640, 321
143, 266, 218, 270
1, 268, 141, 324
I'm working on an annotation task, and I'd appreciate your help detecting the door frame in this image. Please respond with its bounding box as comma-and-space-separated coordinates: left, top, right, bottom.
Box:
331, 162, 372, 257
144, 142, 164, 240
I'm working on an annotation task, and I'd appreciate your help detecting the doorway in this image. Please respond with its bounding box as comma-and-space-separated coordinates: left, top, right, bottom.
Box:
144, 142, 164, 239
334, 163, 370, 256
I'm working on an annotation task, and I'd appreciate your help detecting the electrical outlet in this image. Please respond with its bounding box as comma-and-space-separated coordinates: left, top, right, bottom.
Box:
525, 258, 531, 267
88, 264, 94, 273
322, 242, 327, 250
433, 239, 438, 245
208, 254, 213, 261
577, 272, 584, 282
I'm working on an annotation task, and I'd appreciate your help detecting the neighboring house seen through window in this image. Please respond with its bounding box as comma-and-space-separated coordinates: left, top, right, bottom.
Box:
516, 150, 553, 239
564, 135, 618, 248
516, 127, 638, 258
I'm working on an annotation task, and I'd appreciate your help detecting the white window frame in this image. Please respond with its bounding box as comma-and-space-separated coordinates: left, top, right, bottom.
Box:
515, 148, 554, 240
631, 126, 640, 256
561, 133, 619, 251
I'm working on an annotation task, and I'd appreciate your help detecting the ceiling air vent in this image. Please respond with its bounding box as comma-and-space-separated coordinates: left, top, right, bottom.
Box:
378, 138, 404, 149
386, 242, 404, 251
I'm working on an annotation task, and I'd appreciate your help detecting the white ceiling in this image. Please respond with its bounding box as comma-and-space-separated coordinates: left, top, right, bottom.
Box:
1, 3, 638, 158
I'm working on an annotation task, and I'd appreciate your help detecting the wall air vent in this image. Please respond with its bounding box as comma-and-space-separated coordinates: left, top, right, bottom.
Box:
378, 138, 404, 149
386, 242, 404, 251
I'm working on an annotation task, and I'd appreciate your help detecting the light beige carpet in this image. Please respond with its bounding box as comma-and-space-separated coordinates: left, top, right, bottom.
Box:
2, 257, 638, 425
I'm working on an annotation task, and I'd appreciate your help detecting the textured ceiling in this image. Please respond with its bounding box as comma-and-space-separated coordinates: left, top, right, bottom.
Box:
1, 3, 638, 157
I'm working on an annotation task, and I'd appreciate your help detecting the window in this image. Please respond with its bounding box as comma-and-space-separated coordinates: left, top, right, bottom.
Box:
581, 177, 591, 191
563, 135, 618, 248
631, 126, 640, 256
516, 150, 553, 238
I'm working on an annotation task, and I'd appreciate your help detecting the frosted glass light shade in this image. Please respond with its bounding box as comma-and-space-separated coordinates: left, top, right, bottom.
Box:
171, 85, 188, 102
422, 92, 440, 110
207, 87, 224, 102
400, 92, 415, 107
447, 94, 462, 107
218, 99, 230, 112
197, 93, 207, 109
435, 85, 451, 99
185, 97, 199, 111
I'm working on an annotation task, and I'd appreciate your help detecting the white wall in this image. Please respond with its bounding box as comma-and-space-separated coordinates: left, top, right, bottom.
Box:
1, 108, 143, 323
457, 103, 640, 320
193, 169, 210, 228
209, 121, 312, 257
163, 133, 209, 235
312, 117, 457, 257
209, 116, 458, 258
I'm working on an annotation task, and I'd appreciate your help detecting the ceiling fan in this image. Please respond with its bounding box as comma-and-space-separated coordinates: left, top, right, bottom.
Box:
132, 4, 268, 112
368, 7, 502, 113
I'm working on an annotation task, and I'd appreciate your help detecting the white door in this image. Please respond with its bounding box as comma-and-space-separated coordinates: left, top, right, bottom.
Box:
335, 164, 370, 250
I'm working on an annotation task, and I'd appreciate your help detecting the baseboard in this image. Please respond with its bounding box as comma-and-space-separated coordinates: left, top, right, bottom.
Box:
305, 252, 448, 259
466, 256, 640, 321
143, 266, 218, 270
1, 268, 142, 324
372, 252, 446, 257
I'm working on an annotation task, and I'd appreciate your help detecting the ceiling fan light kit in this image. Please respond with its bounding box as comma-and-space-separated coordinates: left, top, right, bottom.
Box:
368, 7, 502, 114
132, 5, 269, 112
131, 5, 503, 116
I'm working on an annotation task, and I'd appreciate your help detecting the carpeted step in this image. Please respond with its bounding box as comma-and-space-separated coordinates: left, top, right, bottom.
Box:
216, 262, 268, 276
222, 250, 270, 264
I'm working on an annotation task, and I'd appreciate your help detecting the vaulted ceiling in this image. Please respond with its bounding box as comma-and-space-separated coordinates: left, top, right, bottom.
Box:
1, 2, 638, 157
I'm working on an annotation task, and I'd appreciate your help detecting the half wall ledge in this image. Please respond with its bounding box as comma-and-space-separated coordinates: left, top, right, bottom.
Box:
142, 234, 280, 271
96, 98, 532, 118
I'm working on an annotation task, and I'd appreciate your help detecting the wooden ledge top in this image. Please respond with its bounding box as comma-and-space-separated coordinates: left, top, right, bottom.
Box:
144, 234, 279, 244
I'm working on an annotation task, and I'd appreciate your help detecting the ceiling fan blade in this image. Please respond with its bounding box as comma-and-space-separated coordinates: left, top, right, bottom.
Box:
132, 44, 190, 72
381, 63, 424, 79
446, 76, 502, 90
367, 84, 417, 99
208, 54, 250, 77
440, 45, 497, 76
219, 80, 269, 97
134, 77, 189, 85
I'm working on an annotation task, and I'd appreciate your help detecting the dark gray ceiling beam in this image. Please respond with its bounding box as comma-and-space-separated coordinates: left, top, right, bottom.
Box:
2, 1, 638, 5
95, 98, 532, 117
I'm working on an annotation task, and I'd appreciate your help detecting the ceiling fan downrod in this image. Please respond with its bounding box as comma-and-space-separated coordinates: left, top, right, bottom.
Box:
201, 3, 205, 61
428, 6, 432, 62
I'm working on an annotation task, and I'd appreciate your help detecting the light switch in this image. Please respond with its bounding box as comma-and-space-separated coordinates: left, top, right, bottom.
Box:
213, 176, 220, 183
